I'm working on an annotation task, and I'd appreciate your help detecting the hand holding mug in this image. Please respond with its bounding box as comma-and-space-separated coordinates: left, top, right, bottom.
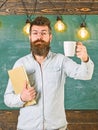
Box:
76, 42, 89, 62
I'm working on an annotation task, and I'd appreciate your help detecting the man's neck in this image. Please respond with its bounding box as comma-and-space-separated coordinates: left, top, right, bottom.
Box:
34, 54, 46, 65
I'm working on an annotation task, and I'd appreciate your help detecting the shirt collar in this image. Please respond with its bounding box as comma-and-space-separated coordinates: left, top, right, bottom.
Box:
46, 51, 52, 59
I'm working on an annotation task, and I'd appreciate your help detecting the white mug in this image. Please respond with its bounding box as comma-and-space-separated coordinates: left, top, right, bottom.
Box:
64, 41, 76, 57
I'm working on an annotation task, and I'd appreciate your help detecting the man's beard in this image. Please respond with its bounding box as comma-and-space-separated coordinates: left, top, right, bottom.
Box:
30, 39, 50, 56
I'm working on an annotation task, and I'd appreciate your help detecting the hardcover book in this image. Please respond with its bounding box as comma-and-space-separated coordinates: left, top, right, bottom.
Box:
8, 66, 36, 106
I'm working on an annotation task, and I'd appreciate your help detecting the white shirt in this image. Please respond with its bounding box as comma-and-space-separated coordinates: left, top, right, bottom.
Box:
4, 51, 94, 130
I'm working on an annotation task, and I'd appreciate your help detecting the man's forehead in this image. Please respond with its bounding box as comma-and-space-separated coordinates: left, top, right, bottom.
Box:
31, 25, 49, 31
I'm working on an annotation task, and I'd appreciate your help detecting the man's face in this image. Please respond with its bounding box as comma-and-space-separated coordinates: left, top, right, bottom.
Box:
29, 25, 52, 56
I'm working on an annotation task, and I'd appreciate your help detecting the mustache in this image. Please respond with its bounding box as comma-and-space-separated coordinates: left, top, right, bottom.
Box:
33, 39, 45, 44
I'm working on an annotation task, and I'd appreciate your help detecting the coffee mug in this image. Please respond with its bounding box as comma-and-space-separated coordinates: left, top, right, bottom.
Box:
64, 41, 76, 57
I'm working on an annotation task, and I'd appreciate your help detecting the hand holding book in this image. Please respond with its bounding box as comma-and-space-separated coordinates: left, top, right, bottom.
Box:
20, 81, 37, 102
8, 66, 37, 107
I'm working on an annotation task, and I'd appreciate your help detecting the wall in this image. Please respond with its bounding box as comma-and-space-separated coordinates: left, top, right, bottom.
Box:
0, 110, 98, 130
0, 15, 98, 110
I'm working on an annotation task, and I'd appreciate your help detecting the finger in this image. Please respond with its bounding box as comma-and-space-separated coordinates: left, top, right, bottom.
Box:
76, 43, 85, 52
28, 86, 35, 92
76, 41, 82, 45
23, 81, 27, 88
28, 86, 36, 92
22, 81, 29, 91
28, 91, 37, 100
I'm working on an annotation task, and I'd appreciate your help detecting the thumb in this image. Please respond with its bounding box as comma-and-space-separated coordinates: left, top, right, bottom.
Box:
23, 81, 28, 90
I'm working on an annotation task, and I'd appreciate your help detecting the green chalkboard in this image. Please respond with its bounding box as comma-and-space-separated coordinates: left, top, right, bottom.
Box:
0, 15, 97, 110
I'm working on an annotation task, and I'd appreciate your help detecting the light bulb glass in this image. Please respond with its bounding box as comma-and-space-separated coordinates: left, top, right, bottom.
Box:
54, 20, 67, 32
77, 27, 90, 40
23, 23, 30, 35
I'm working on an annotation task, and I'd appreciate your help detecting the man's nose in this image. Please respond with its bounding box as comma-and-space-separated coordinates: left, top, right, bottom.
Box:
37, 33, 43, 39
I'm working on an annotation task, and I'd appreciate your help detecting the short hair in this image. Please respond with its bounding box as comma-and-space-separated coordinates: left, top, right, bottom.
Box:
30, 16, 51, 32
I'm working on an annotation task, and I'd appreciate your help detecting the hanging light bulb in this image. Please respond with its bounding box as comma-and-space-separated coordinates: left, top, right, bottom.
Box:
54, 16, 67, 32
77, 22, 90, 40
23, 19, 31, 35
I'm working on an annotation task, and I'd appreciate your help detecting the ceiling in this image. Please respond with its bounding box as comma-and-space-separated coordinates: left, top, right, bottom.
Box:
0, 0, 98, 15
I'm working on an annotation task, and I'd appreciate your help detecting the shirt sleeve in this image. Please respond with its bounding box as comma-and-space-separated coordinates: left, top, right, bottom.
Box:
4, 71, 26, 108
4, 80, 25, 108
63, 57, 94, 80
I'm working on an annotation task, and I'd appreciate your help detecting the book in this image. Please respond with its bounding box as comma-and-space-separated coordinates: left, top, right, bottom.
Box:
8, 66, 36, 107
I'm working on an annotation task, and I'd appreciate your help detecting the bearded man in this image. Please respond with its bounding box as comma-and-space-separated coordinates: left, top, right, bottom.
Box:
4, 16, 94, 130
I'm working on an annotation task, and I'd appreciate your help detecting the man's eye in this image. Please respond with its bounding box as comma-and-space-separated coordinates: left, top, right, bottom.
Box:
42, 32, 47, 35
33, 33, 37, 35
